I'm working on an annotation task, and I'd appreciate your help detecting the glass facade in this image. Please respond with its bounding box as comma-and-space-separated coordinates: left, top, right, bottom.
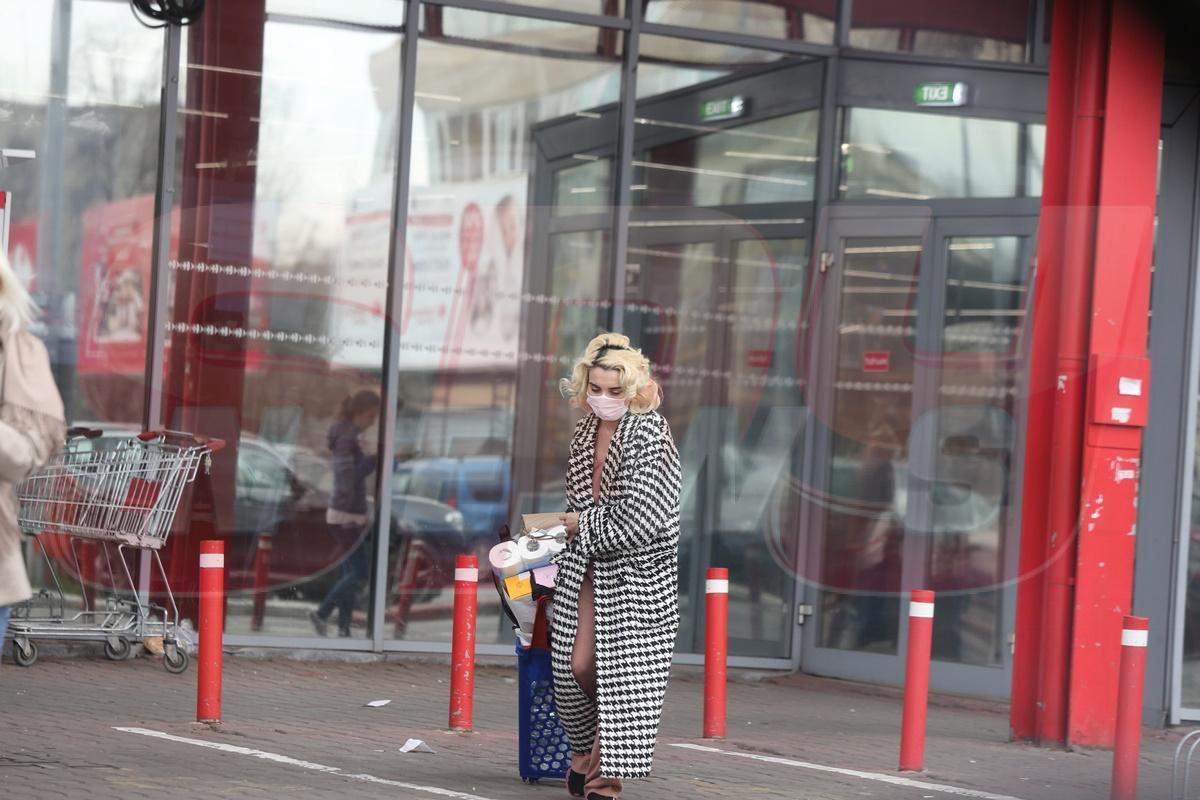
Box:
1, 0, 1050, 687
840, 108, 1044, 200
849, 0, 1033, 63
162, 1, 403, 639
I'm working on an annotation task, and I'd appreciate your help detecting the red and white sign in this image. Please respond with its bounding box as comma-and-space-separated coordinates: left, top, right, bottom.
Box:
862, 350, 891, 373
746, 349, 773, 369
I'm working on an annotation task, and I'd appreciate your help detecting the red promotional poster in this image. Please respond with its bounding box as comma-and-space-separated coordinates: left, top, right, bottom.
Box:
77, 195, 178, 375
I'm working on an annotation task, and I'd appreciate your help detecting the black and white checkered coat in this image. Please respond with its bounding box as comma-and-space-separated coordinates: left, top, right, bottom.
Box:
549, 409, 682, 780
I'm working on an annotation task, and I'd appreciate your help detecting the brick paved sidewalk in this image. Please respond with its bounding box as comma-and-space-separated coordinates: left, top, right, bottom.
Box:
0, 648, 1183, 800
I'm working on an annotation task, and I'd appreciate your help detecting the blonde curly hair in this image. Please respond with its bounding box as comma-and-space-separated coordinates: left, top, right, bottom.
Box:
559, 332, 661, 414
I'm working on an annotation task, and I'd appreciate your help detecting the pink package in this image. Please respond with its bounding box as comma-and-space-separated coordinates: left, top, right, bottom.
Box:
532, 564, 557, 589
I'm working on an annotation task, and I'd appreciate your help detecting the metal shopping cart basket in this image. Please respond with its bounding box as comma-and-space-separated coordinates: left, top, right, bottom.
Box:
7, 428, 223, 673
516, 596, 570, 783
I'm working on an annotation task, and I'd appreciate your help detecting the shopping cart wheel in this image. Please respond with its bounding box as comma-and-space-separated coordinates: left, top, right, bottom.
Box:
163, 645, 188, 674
12, 639, 37, 667
104, 637, 132, 661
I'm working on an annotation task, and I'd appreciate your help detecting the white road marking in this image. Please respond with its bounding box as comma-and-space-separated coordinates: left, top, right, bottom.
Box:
115, 727, 499, 800
669, 743, 1029, 800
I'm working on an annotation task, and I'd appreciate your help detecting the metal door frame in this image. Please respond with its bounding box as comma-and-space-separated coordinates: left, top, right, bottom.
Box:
1138, 86, 1200, 724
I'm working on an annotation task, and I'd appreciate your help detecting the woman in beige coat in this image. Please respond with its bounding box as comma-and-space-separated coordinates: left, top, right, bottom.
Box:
0, 248, 66, 655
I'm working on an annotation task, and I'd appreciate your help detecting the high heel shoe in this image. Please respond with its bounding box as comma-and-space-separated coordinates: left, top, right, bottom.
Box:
567, 769, 585, 797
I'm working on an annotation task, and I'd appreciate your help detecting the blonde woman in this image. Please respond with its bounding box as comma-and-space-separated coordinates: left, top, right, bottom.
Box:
550, 333, 681, 799
0, 249, 66, 658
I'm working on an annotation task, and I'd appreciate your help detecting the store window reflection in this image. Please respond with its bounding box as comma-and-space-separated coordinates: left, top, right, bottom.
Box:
160, 2, 401, 638
643, 0, 836, 45
849, 0, 1032, 63
397, 10, 621, 644
840, 107, 1036, 200
528, 231, 610, 513
623, 42, 818, 658
638, 112, 819, 207
841, 108, 1043, 200
1, 0, 162, 616
928, 236, 1027, 667
1026, 123, 1047, 197
818, 237, 922, 654
0, 0, 161, 425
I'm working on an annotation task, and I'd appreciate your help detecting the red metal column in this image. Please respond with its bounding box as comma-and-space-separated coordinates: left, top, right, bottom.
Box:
1011, 0, 1164, 748
1011, 0, 1110, 746
1035, 0, 1109, 746
160, 0, 266, 625
1067, 0, 1162, 747
1010, 0, 1082, 743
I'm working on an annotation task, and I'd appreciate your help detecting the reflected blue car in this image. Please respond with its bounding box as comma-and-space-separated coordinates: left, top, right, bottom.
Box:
394, 455, 511, 565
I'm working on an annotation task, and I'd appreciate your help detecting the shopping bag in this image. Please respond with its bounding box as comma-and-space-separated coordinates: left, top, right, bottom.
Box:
517, 598, 568, 783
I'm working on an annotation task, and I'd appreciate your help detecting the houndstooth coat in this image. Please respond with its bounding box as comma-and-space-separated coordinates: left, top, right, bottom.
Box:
549, 408, 682, 780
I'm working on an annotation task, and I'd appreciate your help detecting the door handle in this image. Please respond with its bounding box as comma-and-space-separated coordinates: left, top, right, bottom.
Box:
819, 251, 834, 274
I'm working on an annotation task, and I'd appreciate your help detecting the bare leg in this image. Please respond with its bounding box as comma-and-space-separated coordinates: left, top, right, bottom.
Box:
569, 563, 598, 779
569, 563, 623, 798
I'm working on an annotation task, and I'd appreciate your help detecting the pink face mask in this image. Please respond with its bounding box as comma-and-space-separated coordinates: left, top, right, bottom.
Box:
587, 392, 629, 421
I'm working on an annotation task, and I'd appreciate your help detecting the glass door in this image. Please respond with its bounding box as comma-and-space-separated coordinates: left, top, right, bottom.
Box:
801, 209, 1035, 695
624, 223, 810, 658
802, 212, 931, 681
924, 216, 1034, 695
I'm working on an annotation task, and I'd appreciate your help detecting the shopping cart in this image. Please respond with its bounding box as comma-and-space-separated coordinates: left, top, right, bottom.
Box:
7, 428, 223, 673
516, 596, 570, 783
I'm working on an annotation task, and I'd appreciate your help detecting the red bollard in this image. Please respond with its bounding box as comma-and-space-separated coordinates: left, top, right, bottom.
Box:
250, 532, 273, 632
197, 540, 225, 723
899, 589, 935, 772
449, 554, 478, 731
704, 567, 729, 739
1111, 616, 1149, 800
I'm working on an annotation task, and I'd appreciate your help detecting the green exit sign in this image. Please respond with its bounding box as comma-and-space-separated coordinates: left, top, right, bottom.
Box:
700, 95, 747, 122
914, 82, 969, 107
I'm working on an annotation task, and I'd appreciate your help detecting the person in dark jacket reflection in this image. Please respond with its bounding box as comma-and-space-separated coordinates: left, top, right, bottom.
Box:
310, 390, 380, 637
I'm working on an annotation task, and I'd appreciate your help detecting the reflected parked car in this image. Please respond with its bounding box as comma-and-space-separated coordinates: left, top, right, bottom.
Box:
394, 455, 510, 566
59, 425, 466, 600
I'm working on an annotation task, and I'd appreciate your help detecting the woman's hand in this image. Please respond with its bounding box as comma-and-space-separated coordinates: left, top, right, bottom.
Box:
559, 512, 580, 539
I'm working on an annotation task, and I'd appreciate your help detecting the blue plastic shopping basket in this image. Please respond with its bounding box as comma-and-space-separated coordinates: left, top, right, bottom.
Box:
516, 597, 570, 783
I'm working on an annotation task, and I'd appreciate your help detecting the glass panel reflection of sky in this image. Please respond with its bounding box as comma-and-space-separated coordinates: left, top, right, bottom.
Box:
841, 108, 1029, 200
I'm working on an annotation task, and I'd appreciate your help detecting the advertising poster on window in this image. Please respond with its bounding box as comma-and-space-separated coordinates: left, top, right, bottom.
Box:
76, 194, 175, 376
335, 177, 527, 372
